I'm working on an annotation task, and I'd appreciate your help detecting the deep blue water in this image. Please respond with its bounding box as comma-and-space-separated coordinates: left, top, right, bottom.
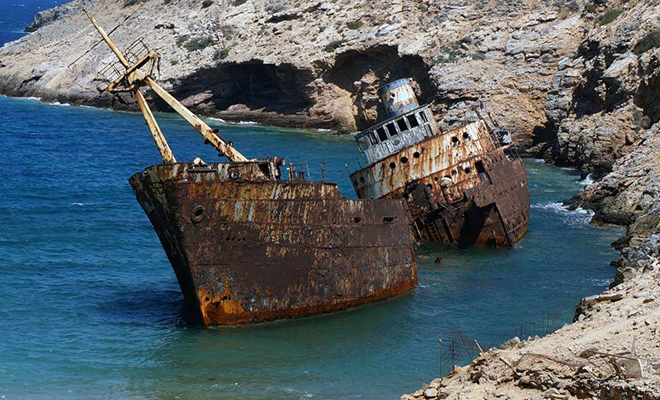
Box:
0, 95, 623, 399
0, 0, 67, 46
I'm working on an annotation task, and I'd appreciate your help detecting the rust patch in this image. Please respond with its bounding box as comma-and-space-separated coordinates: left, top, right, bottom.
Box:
130, 161, 418, 325
351, 118, 530, 248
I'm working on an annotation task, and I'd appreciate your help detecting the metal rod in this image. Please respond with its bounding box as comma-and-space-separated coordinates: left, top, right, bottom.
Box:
135, 89, 176, 163
145, 77, 248, 162
84, 10, 130, 68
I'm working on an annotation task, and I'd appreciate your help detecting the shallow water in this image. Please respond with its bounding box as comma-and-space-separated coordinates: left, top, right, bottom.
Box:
0, 95, 623, 399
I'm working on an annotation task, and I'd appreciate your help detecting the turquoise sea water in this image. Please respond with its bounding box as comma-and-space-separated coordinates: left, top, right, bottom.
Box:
0, 95, 623, 399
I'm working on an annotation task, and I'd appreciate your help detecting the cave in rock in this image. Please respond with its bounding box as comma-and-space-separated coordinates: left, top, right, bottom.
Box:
162, 61, 316, 115
323, 45, 433, 130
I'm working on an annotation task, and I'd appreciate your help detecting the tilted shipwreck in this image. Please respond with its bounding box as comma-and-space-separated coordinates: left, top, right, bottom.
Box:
84, 13, 417, 325
350, 79, 530, 247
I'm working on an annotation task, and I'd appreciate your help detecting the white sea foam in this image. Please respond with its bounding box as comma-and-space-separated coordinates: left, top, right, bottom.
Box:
12, 96, 42, 102
207, 117, 226, 123
532, 201, 594, 224
51, 101, 71, 107
238, 120, 258, 125
579, 173, 594, 186
69, 203, 87, 206
316, 128, 332, 132
533, 158, 546, 163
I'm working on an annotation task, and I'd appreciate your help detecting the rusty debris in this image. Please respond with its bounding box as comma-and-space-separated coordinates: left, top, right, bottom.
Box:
350, 78, 530, 247
83, 12, 418, 325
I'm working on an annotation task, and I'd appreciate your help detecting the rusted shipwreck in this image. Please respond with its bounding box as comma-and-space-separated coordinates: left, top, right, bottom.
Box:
350, 79, 530, 247
85, 13, 417, 325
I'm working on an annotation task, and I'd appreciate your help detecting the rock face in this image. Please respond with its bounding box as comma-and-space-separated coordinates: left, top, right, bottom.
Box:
545, 0, 660, 175
404, 1, 660, 398
0, 0, 587, 138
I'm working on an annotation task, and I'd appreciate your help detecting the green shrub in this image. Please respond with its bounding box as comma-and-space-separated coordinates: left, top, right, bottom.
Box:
584, 3, 597, 13
202, 0, 213, 8
214, 48, 230, 60
183, 36, 214, 51
347, 20, 363, 30
599, 8, 623, 25
324, 40, 346, 52
170, 60, 179, 66
163, 0, 171, 4
175, 35, 189, 47
634, 30, 660, 54
233, 0, 247, 5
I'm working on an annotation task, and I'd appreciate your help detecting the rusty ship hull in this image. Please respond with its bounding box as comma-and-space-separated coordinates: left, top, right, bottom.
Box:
129, 162, 418, 325
350, 79, 530, 248
351, 120, 530, 247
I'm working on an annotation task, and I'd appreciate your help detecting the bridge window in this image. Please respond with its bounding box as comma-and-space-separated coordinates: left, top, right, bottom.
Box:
407, 114, 419, 128
475, 161, 486, 173
367, 132, 378, 145
420, 111, 429, 123
386, 122, 398, 136
376, 127, 387, 142
396, 118, 408, 132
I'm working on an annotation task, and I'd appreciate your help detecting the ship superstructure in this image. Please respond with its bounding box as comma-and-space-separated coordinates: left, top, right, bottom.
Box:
350, 79, 530, 247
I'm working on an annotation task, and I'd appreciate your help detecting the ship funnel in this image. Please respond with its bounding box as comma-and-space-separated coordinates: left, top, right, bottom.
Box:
378, 78, 419, 119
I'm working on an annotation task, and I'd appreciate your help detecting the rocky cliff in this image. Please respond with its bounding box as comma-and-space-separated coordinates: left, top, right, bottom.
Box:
0, 0, 589, 143
405, 0, 660, 398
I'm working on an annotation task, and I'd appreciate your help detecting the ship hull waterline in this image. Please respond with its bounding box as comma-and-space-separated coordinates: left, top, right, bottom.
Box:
129, 162, 419, 325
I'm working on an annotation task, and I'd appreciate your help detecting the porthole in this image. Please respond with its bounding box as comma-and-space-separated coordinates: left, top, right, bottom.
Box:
413, 151, 421, 159
389, 162, 396, 170
229, 169, 240, 179
191, 205, 205, 223
465, 167, 472, 174
463, 132, 470, 140
352, 217, 362, 224
401, 156, 408, 164
382, 216, 396, 224
451, 136, 460, 145
360, 177, 365, 183
451, 169, 457, 176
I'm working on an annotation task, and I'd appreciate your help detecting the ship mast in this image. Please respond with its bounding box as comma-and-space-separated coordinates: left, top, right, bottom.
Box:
84, 10, 248, 163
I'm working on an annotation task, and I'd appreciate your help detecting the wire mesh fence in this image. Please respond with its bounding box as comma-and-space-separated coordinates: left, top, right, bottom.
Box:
436, 310, 564, 376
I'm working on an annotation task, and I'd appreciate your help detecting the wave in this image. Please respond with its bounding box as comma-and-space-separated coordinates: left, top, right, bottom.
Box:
532, 159, 545, 163
579, 173, 594, 186
532, 201, 594, 224
207, 117, 226, 123
238, 121, 258, 125
50, 102, 71, 107
12, 96, 42, 101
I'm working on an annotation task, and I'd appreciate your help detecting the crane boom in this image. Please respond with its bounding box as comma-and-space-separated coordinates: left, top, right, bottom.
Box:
83, 10, 248, 163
